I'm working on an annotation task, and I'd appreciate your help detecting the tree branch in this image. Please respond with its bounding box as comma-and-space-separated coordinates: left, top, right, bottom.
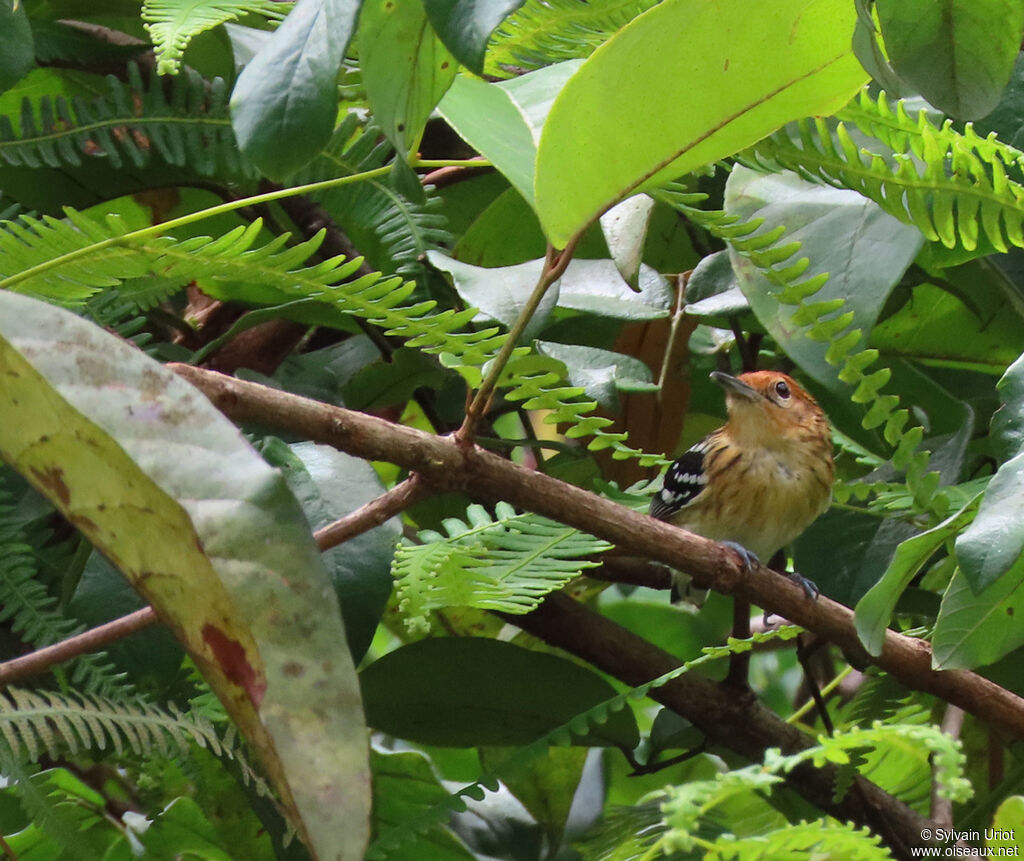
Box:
0, 608, 157, 687
314, 476, 427, 551
0, 475, 427, 686
168, 362, 1024, 743
501, 591, 929, 858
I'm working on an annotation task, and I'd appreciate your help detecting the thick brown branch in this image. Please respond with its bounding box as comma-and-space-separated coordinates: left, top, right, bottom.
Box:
502, 592, 929, 857
168, 363, 1024, 742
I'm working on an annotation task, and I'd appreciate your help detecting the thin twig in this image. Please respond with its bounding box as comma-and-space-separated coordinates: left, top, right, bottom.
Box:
933, 705, 965, 829
459, 236, 582, 442
314, 476, 427, 551
0, 477, 428, 686
0, 608, 158, 687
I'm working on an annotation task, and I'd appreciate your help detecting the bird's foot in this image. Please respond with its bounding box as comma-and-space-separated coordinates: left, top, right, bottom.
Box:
721, 540, 760, 571
788, 571, 820, 601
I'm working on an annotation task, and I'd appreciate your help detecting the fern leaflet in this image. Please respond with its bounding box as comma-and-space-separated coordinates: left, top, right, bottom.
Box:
0, 64, 250, 178
293, 114, 452, 276
143, 0, 289, 75
0, 482, 125, 697
485, 0, 657, 77
743, 88, 1024, 256
393, 502, 613, 631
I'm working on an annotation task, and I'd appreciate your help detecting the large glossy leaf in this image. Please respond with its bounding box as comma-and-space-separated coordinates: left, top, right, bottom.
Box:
534, 0, 869, 247
421, 0, 525, 74
932, 558, 1024, 670
428, 252, 670, 330
956, 354, 1024, 592
0, 1, 33, 94
855, 494, 983, 656
230, 0, 360, 178
875, 0, 1024, 120
0, 293, 369, 860
438, 61, 582, 208
262, 439, 400, 664
360, 638, 640, 748
725, 167, 923, 392
359, 0, 458, 157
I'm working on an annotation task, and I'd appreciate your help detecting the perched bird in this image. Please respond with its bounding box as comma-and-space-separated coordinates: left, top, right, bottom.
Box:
649, 370, 834, 596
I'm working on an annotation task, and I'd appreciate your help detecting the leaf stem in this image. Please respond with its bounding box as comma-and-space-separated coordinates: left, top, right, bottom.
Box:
458, 235, 582, 443
0, 166, 394, 292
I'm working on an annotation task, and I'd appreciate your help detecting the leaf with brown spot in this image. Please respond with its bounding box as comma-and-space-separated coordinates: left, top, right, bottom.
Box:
0, 292, 369, 861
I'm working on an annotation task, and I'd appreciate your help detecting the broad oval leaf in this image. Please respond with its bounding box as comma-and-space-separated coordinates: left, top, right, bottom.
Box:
361, 638, 640, 748
876, 0, 1024, 120
422, 0, 525, 75
855, 493, 983, 656
438, 60, 583, 208
0, 293, 369, 861
359, 0, 458, 157
534, 0, 869, 247
230, 0, 360, 178
933, 559, 1024, 670
725, 167, 923, 393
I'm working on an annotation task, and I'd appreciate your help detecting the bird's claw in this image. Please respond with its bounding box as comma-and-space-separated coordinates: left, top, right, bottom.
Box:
789, 571, 820, 601
722, 540, 760, 571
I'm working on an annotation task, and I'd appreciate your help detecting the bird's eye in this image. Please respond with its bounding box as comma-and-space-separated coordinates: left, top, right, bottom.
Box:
774, 380, 791, 399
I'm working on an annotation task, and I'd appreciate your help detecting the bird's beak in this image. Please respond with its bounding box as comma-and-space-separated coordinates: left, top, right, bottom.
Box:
710, 371, 758, 401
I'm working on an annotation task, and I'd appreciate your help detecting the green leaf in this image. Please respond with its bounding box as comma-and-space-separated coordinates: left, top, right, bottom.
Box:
855, 493, 983, 656
422, 0, 525, 75
0, 293, 369, 859
392, 502, 612, 628
343, 347, 447, 410
600, 194, 656, 290
955, 452, 1024, 592
140, 797, 233, 860
359, 0, 458, 157
535, 341, 657, 409
479, 745, 587, 849
932, 558, 1024, 670
869, 281, 1024, 376
230, 0, 360, 178
991, 350, 1024, 462
534, 0, 869, 247
438, 60, 583, 208
725, 167, 923, 393
142, 0, 287, 75
0, 0, 33, 93
371, 748, 476, 860
875, 0, 1024, 120
261, 439, 400, 664
361, 638, 640, 747
427, 250, 556, 339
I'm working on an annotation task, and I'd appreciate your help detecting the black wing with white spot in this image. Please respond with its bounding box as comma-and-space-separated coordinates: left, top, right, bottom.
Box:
649, 440, 710, 520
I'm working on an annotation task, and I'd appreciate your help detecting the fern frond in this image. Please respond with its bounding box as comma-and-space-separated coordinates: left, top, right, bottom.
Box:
393, 502, 613, 631
0, 64, 250, 178
743, 89, 1024, 256
706, 820, 891, 860
0, 484, 125, 697
295, 114, 452, 275
0, 210, 509, 369
497, 353, 666, 465
143, 0, 289, 75
484, 0, 657, 77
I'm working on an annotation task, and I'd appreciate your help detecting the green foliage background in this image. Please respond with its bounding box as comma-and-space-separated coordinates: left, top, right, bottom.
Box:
0, 0, 1023, 858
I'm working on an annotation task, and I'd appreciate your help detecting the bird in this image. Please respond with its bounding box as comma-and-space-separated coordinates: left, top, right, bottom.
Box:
649, 369, 834, 598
